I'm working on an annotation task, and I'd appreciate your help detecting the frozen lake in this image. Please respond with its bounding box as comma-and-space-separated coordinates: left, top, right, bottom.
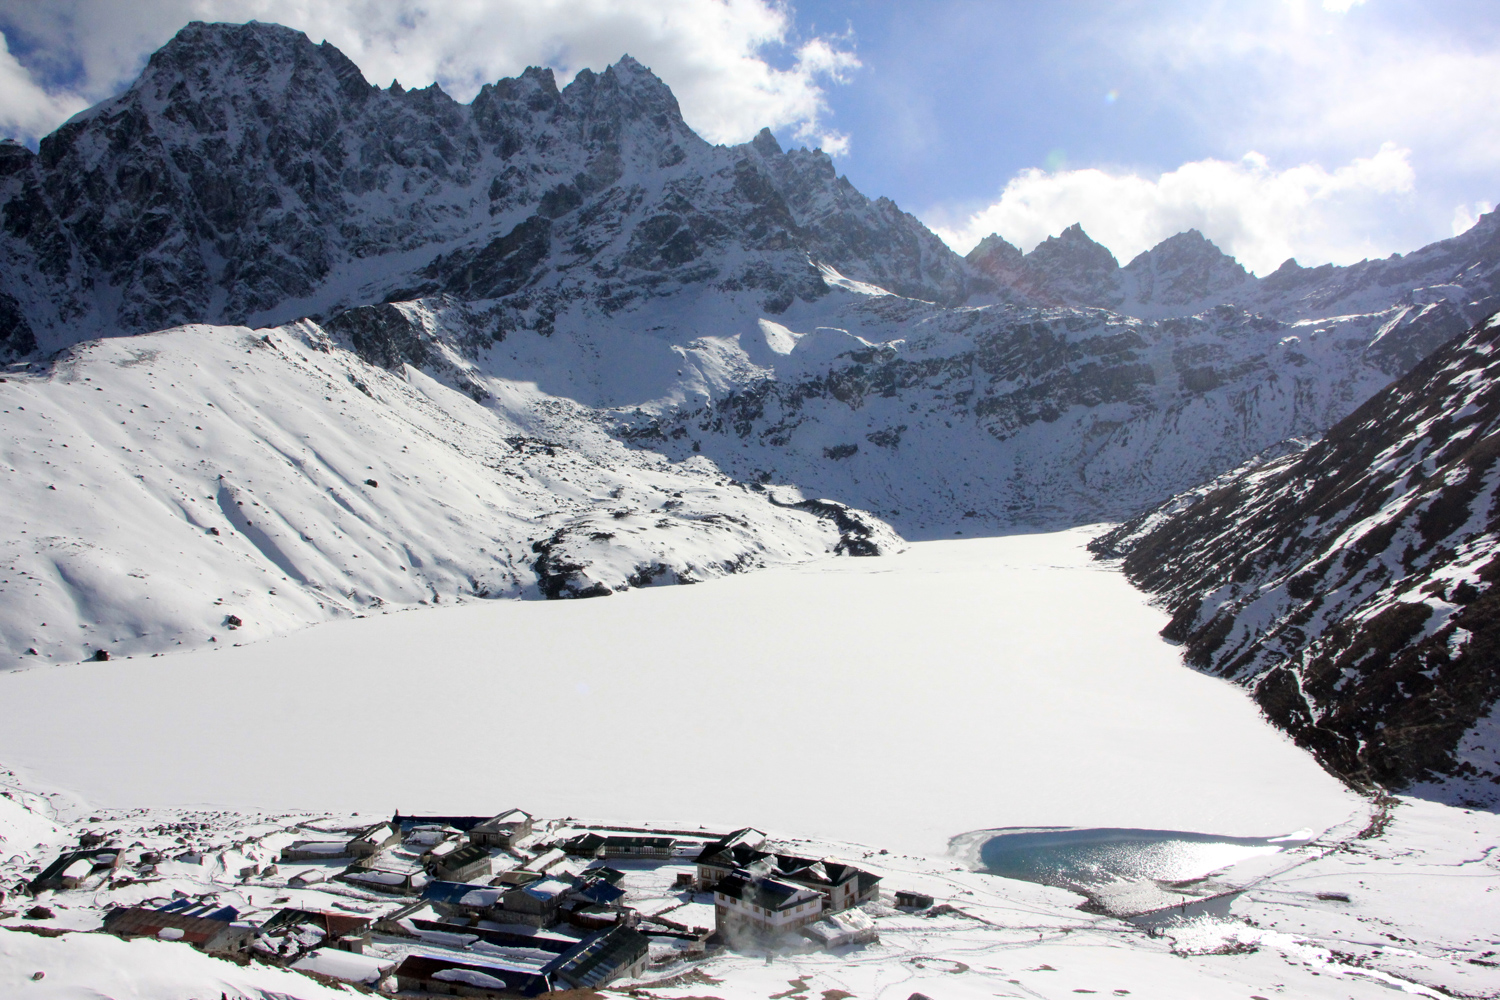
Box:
0, 527, 1360, 854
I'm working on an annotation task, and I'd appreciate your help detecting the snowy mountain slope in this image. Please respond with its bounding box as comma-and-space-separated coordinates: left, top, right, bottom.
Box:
281, 275, 1455, 534
465, 287, 1441, 531
0, 20, 966, 359
1092, 312, 1500, 805
0, 17, 1495, 660
0, 317, 896, 668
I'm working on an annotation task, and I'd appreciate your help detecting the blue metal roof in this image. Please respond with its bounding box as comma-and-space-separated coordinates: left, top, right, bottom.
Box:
576, 879, 626, 905
156, 899, 238, 921
422, 880, 498, 905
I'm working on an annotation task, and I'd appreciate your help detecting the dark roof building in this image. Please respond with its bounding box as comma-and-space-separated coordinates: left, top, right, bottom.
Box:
552, 924, 649, 989
697, 847, 877, 912
561, 833, 675, 859
29, 847, 121, 892
102, 904, 254, 955
571, 878, 626, 906
692, 828, 765, 864
347, 820, 401, 857
433, 843, 494, 882
393, 953, 553, 998
470, 808, 535, 848
391, 924, 647, 997
423, 880, 503, 913
259, 907, 373, 939
714, 871, 824, 939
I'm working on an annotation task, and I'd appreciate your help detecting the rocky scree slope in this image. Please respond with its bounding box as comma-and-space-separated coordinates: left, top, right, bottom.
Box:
1092, 313, 1500, 807
0, 20, 966, 359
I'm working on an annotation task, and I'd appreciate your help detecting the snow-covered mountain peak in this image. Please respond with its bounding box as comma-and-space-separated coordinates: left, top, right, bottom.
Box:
1122, 228, 1251, 313
751, 126, 784, 157
1019, 223, 1122, 308
964, 223, 1123, 308
0, 24, 979, 355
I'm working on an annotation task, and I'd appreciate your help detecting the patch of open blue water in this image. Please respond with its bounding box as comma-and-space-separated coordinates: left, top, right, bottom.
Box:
978, 827, 1294, 888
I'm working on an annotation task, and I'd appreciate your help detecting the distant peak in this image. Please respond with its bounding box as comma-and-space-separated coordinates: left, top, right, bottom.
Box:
751, 127, 783, 157
1126, 229, 1241, 270
167, 19, 313, 49
599, 54, 671, 94
564, 54, 684, 124
1027, 224, 1118, 269
967, 234, 1023, 263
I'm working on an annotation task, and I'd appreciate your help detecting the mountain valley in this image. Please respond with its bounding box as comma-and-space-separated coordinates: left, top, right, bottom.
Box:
0, 17, 1498, 1000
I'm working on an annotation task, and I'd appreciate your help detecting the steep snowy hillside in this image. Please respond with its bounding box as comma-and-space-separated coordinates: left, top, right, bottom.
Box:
0, 20, 965, 358
1093, 313, 1500, 806
344, 281, 1440, 531
0, 318, 895, 667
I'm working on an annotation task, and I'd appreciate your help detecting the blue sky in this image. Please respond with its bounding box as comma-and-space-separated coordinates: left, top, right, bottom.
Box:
1, 0, 1496, 273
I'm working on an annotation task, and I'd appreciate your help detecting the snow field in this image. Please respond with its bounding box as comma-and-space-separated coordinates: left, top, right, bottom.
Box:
0, 928, 353, 1000
0, 527, 1358, 855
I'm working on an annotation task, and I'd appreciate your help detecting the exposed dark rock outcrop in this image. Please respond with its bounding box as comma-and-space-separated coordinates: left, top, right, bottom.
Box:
766, 495, 899, 556
0, 21, 974, 355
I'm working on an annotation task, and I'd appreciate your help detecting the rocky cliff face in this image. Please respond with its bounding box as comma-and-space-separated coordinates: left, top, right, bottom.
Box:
1092, 313, 1500, 806
0, 21, 968, 358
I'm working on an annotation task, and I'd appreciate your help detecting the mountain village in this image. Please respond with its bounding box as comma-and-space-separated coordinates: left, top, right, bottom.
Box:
3, 805, 910, 996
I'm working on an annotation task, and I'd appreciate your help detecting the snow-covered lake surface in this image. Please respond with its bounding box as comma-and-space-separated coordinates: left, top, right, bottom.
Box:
0, 527, 1359, 854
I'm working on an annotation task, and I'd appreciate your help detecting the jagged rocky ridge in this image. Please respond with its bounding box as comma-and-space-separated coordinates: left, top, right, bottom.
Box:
1092, 313, 1500, 806
0, 20, 965, 357
968, 221, 1500, 328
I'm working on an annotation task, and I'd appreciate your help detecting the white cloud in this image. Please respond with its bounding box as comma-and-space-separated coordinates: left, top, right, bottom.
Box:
0, 0, 858, 150
930, 144, 1416, 275
0, 33, 88, 140
1320, 0, 1368, 13
1118, 4, 1500, 178
1452, 200, 1495, 236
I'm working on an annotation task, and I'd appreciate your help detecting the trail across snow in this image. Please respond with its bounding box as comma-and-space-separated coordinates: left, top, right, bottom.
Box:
0, 527, 1358, 854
